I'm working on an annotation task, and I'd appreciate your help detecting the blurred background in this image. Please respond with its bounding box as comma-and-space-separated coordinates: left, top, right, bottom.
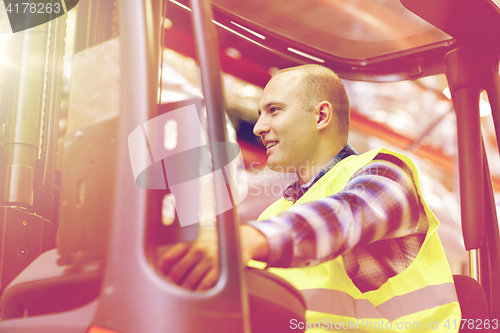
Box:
2, 0, 500, 277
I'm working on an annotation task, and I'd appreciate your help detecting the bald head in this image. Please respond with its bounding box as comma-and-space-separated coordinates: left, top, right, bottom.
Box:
273, 64, 350, 136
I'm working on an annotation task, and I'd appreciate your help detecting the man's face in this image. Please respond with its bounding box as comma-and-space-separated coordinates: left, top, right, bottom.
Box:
253, 72, 318, 172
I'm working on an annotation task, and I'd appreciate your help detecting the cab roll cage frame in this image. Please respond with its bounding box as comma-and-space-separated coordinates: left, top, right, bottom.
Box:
116, 0, 500, 324
93, 0, 252, 331
0, 0, 498, 330
170, 0, 500, 320
186, 0, 500, 319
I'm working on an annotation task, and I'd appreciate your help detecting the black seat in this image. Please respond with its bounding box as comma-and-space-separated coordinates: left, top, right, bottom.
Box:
1, 249, 102, 319
1, 250, 306, 333
453, 275, 490, 332
246, 267, 307, 333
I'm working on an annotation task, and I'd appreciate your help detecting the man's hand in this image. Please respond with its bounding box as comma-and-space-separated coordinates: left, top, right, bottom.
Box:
157, 225, 270, 291
157, 229, 219, 291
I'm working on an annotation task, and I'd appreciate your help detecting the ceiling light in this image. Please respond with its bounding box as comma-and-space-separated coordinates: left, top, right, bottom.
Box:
225, 47, 241, 59
169, 0, 191, 12
163, 18, 173, 29
213, 20, 270, 51
287, 47, 324, 63
230, 21, 266, 40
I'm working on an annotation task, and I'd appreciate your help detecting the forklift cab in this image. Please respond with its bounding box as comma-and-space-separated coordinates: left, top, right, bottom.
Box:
0, 0, 499, 332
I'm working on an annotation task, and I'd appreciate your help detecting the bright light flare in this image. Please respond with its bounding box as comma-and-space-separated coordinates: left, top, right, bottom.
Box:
0, 34, 14, 67
480, 100, 492, 117
442, 87, 451, 99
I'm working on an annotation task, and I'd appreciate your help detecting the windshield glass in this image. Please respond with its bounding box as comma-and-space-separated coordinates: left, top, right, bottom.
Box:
212, 0, 452, 60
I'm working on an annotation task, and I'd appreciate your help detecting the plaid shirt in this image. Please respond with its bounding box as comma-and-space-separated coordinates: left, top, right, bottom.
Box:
250, 144, 429, 292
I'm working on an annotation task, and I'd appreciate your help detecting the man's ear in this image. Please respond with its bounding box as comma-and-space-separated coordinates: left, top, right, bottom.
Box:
316, 101, 333, 130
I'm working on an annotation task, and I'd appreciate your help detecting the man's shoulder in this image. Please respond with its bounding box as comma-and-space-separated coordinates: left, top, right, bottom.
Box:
356, 148, 415, 170
258, 196, 294, 221
352, 148, 417, 182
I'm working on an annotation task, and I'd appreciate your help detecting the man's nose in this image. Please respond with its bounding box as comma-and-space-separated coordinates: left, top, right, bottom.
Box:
253, 115, 269, 137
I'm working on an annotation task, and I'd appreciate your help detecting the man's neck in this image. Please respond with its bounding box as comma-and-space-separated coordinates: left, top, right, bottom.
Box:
297, 140, 347, 186
297, 164, 323, 185
296, 148, 344, 186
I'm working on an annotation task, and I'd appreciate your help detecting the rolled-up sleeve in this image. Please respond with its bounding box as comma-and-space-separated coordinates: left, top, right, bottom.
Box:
249, 157, 425, 268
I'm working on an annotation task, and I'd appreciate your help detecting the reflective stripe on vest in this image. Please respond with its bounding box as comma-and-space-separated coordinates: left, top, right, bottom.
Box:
302, 283, 456, 322
255, 148, 461, 332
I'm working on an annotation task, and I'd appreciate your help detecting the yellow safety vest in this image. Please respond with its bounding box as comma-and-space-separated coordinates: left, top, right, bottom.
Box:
255, 148, 461, 332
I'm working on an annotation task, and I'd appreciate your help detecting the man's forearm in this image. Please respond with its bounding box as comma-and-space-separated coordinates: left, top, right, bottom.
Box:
240, 224, 270, 263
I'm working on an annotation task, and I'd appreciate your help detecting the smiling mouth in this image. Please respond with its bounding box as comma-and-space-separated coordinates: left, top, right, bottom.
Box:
266, 141, 278, 150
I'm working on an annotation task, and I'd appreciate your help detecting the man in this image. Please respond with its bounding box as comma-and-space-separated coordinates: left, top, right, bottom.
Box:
158, 64, 460, 331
